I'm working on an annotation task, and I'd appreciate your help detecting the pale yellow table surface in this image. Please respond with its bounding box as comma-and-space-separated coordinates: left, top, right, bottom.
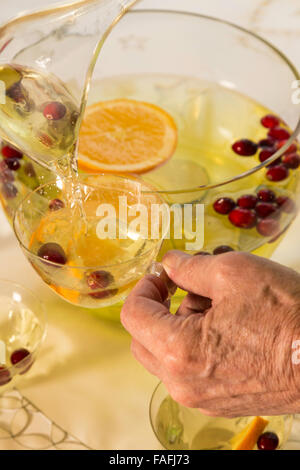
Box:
1, 0, 300, 450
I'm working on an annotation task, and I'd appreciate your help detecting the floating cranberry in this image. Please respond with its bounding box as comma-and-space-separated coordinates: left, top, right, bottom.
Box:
43, 102, 67, 121
49, 198, 65, 211
257, 218, 280, 237
11, 348, 33, 374
266, 165, 289, 182
255, 202, 278, 219
259, 148, 276, 163
11, 348, 30, 365
5, 158, 21, 171
237, 194, 258, 209
261, 114, 280, 129
87, 270, 114, 290
89, 289, 118, 300
282, 153, 300, 169
257, 432, 279, 450
0, 160, 14, 183
268, 127, 290, 141
24, 162, 36, 178
276, 196, 296, 213
257, 189, 276, 203
1, 145, 23, 159
6, 82, 26, 104
194, 251, 212, 256
37, 243, 67, 265
213, 197, 236, 215
229, 208, 257, 229
276, 140, 297, 154
2, 182, 18, 199
213, 246, 235, 255
232, 139, 258, 156
269, 223, 291, 244
0, 367, 12, 386
258, 138, 276, 148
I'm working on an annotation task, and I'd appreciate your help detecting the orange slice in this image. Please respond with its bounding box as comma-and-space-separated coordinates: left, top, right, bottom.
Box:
78, 99, 177, 174
231, 416, 269, 450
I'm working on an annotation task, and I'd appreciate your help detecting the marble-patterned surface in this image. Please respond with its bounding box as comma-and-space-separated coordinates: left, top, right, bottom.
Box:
0, 0, 300, 450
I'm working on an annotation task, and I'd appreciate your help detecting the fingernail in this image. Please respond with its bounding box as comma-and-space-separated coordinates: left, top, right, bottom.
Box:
162, 250, 191, 276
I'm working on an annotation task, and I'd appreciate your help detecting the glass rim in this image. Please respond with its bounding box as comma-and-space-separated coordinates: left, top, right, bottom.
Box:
148, 380, 294, 450
0, 278, 47, 373
13, 173, 169, 270
123, 8, 300, 195
149, 380, 167, 450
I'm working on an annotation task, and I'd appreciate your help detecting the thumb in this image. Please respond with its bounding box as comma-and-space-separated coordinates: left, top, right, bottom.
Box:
162, 250, 217, 299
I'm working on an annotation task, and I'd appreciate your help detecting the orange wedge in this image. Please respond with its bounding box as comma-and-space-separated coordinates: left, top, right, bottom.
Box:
231, 416, 269, 450
78, 99, 177, 174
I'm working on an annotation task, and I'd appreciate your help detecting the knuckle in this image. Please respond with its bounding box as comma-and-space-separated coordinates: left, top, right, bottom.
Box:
213, 252, 247, 284
163, 338, 191, 378
169, 386, 199, 409
163, 352, 185, 377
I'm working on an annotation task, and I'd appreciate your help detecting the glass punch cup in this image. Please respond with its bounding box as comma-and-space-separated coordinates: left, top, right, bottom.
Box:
0, 279, 46, 393
14, 174, 168, 309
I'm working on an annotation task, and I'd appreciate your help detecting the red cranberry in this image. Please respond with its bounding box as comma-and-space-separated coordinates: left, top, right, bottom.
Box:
2, 182, 18, 199
282, 153, 300, 169
11, 348, 30, 365
276, 140, 297, 154
1, 145, 23, 159
232, 139, 258, 156
257, 189, 276, 203
6, 82, 26, 104
268, 127, 290, 141
276, 196, 296, 213
24, 162, 36, 178
257, 432, 279, 450
237, 194, 258, 209
259, 148, 276, 163
49, 198, 65, 211
5, 158, 21, 171
0, 367, 12, 386
269, 223, 291, 244
229, 208, 257, 229
43, 102, 67, 121
261, 114, 280, 129
266, 165, 289, 182
194, 251, 212, 256
0, 160, 14, 183
258, 138, 276, 148
11, 348, 33, 374
213, 197, 236, 215
89, 289, 118, 300
87, 271, 114, 290
37, 243, 67, 265
257, 218, 280, 237
255, 202, 278, 218
213, 246, 235, 255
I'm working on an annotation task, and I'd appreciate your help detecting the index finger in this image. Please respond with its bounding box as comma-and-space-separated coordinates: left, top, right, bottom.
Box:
121, 274, 182, 356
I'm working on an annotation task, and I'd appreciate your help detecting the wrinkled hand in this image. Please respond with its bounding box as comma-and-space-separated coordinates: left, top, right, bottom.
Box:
121, 251, 300, 417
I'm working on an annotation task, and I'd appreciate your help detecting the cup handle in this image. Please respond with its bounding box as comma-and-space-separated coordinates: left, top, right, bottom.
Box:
148, 261, 177, 298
